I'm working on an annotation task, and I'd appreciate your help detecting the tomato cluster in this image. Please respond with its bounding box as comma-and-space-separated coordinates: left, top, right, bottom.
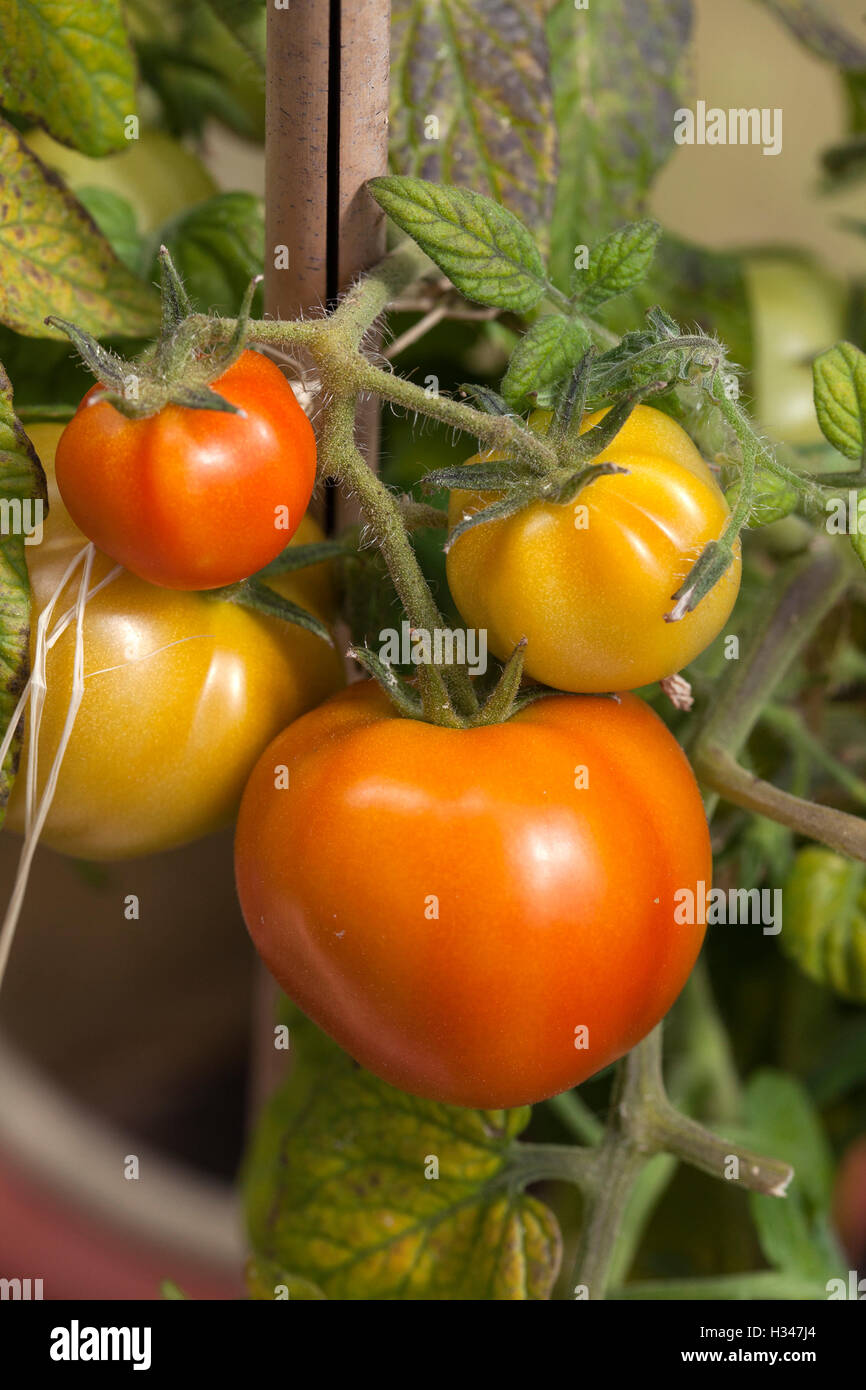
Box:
14, 375, 724, 1107
8, 424, 342, 859
234, 404, 723, 1107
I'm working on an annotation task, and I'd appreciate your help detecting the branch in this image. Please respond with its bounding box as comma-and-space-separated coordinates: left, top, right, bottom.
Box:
570, 1027, 792, 1300
689, 542, 866, 856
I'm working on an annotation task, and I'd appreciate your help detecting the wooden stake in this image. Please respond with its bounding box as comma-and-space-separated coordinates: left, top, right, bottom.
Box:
250, 0, 391, 1116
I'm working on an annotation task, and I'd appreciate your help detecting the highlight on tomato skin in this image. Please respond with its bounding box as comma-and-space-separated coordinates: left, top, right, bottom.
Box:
446, 404, 742, 695
54, 350, 318, 592
234, 679, 712, 1110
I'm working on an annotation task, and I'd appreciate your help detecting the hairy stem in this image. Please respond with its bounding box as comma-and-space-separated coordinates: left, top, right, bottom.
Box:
317, 393, 478, 724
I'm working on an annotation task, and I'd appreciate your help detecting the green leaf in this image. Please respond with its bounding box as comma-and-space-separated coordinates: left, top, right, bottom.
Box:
743, 1070, 843, 1288
150, 192, 265, 317
210, 580, 333, 645
0, 119, 159, 339
389, 1, 557, 242
243, 1008, 561, 1300
0, 0, 137, 157
501, 315, 591, 408
367, 176, 547, 312
574, 220, 661, 309
759, 1, 866, 67
813, 341, 866, 461
75, 186, 142, 272
256, 540, 350, 581
201, 0, 266, 69
600, 235, 752, 372
781, 848, 866, 1002
547, 0, 692, 286
0, 368, 47, 825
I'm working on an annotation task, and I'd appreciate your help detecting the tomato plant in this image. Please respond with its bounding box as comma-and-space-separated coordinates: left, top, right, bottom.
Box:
5, 424, 342, 859
2, 0, 866, 1320
447, 404, 741, 693
55, 350, 317, 591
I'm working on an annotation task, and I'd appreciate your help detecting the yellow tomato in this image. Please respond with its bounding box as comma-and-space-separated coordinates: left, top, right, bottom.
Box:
446, 405, 741, 693
6, 425, 343, 859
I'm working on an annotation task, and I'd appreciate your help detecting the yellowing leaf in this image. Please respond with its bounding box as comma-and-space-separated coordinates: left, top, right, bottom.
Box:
243, 1009, 561, 1300
0, 0, 137, 157
0, 120, 159, 340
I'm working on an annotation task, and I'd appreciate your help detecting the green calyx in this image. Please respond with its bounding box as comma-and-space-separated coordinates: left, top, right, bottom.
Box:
350, 635, 556, 730
429, 362, 649, 555
45, 247, 262, 420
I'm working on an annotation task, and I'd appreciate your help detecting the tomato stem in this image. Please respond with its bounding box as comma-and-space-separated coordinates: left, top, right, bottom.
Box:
569, 1026, 794, 1300
689, 544, 866, 858
317, 391, 479, 725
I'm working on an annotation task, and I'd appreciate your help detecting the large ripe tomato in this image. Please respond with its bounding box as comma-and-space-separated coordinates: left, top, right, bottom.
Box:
446, 404, 741, 694
55, 351, 317, 591
5, 425, 343, 860
235, 680, 710, 1109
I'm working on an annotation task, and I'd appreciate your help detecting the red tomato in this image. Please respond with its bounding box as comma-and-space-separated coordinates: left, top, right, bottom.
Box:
235, 681, 711, 1108
54, 350, 316, 590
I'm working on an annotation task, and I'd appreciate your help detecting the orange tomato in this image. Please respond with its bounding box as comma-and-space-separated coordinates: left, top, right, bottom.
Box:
55, 350, 316, 591
235, 680, 711, 1108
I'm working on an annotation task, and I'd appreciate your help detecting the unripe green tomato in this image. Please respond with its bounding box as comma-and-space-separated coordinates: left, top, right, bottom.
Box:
745, 255, 845, 446
781, 847, 866, 1001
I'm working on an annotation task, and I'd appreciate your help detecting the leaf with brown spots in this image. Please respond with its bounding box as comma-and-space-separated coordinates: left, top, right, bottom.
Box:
243, 1007, 562, 1300
390, 0, 557, 244
547, 0, 693, 286
0, 0, 137, 157
0, 119, 159, 339
0, 367, 47, 824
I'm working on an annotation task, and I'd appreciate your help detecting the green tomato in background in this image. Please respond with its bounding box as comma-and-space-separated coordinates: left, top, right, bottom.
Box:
25, 128, 218, 233
745, 255, 845, 446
